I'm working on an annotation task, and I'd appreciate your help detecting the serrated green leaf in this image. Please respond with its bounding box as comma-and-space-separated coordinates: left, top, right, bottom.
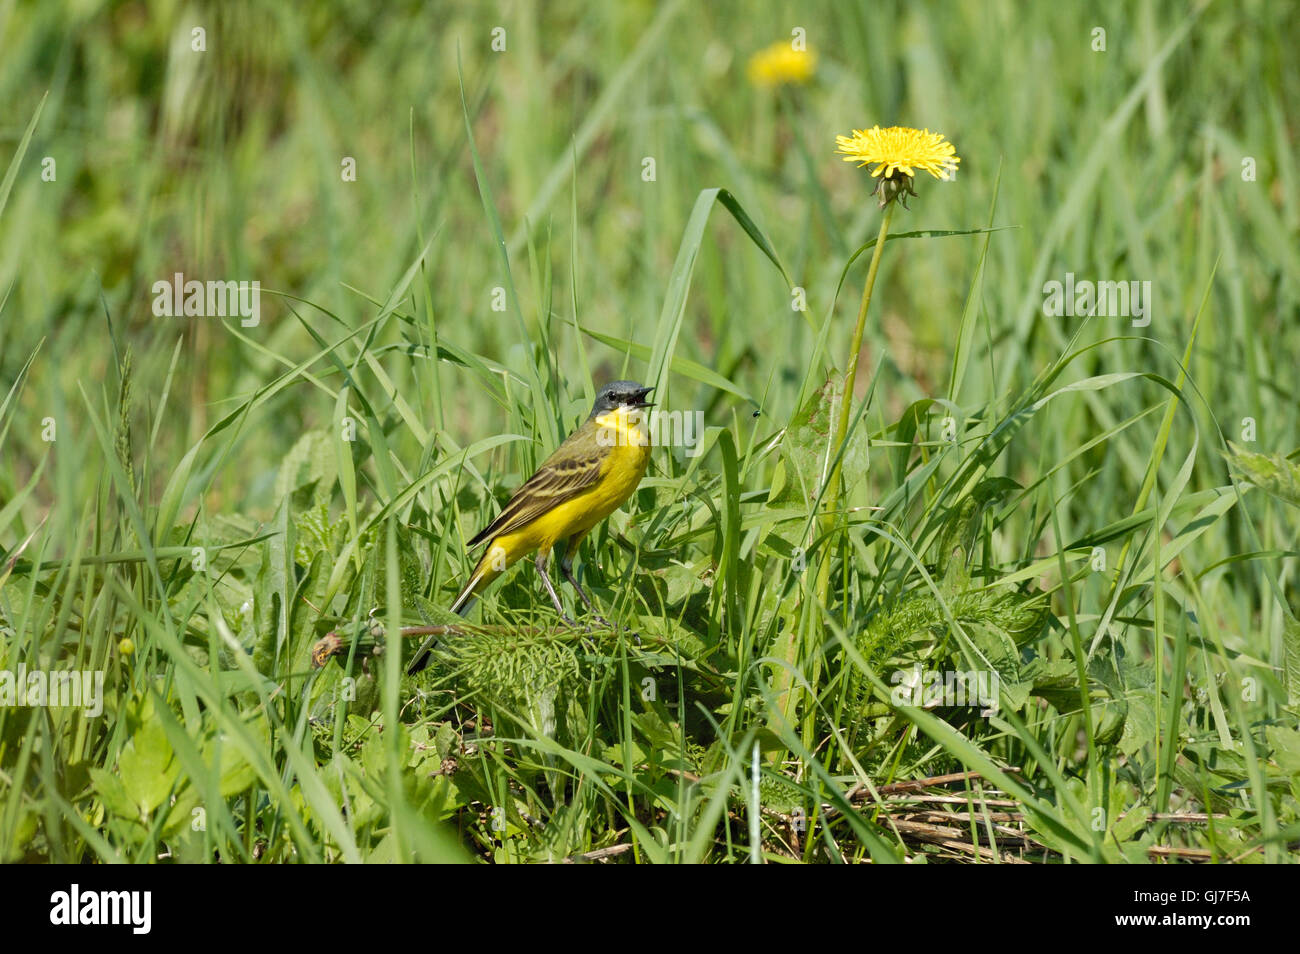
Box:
118, 721, 178, 817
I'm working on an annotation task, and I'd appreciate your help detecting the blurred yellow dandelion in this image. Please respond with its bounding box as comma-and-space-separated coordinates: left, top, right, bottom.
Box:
747, 41, 817, 88
835, 125, 960, 181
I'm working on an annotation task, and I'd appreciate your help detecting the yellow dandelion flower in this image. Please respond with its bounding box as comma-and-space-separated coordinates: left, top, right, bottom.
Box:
836, 125, 960, 179
835, 125, 960, 207
747, 41, 817, 88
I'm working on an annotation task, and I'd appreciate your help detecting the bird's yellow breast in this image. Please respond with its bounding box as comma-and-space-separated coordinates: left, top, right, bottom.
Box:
585, 408, 652, 511
489, 409, 651, 560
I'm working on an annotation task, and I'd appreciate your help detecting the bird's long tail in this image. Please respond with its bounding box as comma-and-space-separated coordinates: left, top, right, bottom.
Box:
448, 548, 504, 616
407, 546, 503, 673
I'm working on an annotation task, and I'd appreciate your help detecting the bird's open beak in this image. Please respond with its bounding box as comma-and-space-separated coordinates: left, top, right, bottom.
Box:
632, 386, 656, 409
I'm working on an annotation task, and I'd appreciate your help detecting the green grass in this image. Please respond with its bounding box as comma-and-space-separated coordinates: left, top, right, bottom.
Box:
1, 0, 1298, 863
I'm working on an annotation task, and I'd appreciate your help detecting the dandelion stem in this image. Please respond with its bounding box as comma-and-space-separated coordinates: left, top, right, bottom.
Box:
815, 200, 894, 608
836, 201, 893, 476
773, 201, 896, 739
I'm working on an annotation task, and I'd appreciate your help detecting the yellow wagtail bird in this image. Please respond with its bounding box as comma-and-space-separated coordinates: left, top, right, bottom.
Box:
410, 381, 654, 672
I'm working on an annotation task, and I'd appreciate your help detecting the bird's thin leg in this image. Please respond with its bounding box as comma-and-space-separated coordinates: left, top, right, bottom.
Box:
534, 550, 575, 625
561, 540, 640, 641
560, 548, 611, 628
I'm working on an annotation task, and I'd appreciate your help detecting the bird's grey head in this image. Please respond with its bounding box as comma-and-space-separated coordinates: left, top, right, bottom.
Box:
589, 380, 655, 418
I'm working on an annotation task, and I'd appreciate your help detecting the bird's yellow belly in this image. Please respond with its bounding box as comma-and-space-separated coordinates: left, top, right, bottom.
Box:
490, 437, 649, 562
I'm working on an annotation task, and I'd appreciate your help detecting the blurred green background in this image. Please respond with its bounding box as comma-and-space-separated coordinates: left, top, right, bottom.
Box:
5, 0, 1293, 495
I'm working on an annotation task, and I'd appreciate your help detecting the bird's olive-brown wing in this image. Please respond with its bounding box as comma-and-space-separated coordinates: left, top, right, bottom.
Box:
466, 422, 606, 547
